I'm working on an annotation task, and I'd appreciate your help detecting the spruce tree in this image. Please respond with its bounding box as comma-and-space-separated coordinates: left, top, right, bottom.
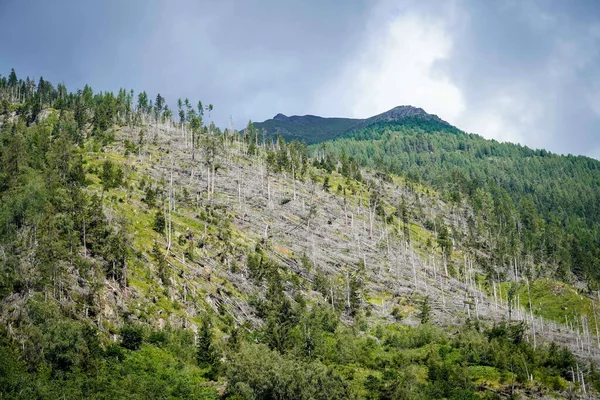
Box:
419, 296, 431, 324
197, 316, 219, 379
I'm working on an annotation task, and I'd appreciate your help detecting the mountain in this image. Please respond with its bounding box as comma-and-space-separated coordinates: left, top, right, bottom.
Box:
252, 105, 457, 144
258, 106, 600, 290
2, 70, 600, 399
318, 114, 600, 285
348, 105, 454, 132
251, 113, 360, 143
258, 104, 600, 285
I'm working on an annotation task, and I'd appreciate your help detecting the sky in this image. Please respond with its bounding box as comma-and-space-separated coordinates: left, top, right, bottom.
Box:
1, 0, 600, 158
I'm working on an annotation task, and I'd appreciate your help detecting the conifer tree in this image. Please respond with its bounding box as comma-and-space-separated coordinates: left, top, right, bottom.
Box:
419, 296, 432, 324
197, 316, 220, 379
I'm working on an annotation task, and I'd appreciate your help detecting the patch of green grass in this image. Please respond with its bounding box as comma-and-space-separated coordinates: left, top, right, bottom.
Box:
499, 279, 600, 329
468, 365, 503, 388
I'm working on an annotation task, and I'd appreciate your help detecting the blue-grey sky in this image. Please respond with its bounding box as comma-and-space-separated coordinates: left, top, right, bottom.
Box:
1, 0, 600, 158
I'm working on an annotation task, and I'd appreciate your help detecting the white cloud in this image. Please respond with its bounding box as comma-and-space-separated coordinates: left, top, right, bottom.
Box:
314, 6, 465, 123
313, 1, 600, 159
455, 81, 548, 146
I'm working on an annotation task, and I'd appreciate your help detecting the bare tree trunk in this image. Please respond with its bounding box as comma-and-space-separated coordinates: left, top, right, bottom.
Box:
369, 209, 374, 239
344, 192, 348, 232
443, 252, 448, 276
267, 176, 272, 209
292, 162, 296, 201
526, 279, 536, 349
165, 160, 173, 258
593, 304, 600, 349
207, 165, 211, 200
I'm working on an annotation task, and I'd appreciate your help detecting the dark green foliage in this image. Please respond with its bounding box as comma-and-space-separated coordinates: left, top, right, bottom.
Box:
348, 273, 363, 316
93, 91, 117, 133
226, 343, 354, 399
391, 306, 404, 321
398, 195, 410, 242
363, 370, 415, 400
247, 245, 277, 282
196, 316, 220, 379
322, 175, 330, 192
153, 211, 166, 234
0, 68, 594, 399
589, 362, 600, 392
253, 114, 361, 144
316, 118, 600, 285
44, 319, 92, 373
123, 139, 137, 155
101, 220, 130, 281
152, 241, 170, 285
419, 296, 432, 324
426, 356, 477, 399
227, 327, 241, 351
436, 217, 452, 258
543, 342, 577, 380
264, 136, 309, 179
104, 343, 126, 360
313, 269, 329, 295
99, 160, 124, 190
120, 325, 144, 350
148, 330, 168, 347
0, 327, 218, 399
300, 252, 313, 272
144, 185, 158, 208
485, 320, 526, 346
263, 269, 296, 353
184, 240, 195, 261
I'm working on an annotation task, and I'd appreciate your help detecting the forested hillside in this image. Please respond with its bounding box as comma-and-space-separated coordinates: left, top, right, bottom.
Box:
251, 105, 452, 144
251, 113, 360, 144
2, 68, 600, 399
318, 119, 600, 287
257, 106, 600, 291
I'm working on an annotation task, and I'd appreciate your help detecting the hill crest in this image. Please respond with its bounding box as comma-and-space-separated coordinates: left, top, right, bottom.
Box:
252, 105, 455, 143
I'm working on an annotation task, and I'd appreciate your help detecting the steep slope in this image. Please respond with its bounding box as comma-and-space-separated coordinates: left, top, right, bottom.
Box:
345, 105, 456, 133
2, 71, 600, 398
257, 105, 600, 286
1, 113, 598, 398
317, 119, 600, 285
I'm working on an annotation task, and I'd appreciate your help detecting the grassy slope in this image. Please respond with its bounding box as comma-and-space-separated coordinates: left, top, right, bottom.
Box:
499, 279, 600, 331
57, 122, 600, 397
90, 126, 600, 336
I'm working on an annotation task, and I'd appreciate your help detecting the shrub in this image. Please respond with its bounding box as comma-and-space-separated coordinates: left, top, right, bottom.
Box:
120, 325, 144, 350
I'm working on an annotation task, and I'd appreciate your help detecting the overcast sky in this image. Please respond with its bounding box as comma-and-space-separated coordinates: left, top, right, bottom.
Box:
1, 0, 600, 158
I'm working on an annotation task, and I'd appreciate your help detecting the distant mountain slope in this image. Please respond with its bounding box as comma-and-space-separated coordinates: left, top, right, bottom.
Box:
318, 117, 600, 283
253, 105, 600, 285
251, 114, 360, 144
348, 105, 455, 132
252, 105, 457, 144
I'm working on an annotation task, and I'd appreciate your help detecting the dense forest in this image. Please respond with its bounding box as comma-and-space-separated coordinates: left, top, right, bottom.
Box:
1, 68, 599, 399
317, 118, 600, 288
251, 113, 361, 144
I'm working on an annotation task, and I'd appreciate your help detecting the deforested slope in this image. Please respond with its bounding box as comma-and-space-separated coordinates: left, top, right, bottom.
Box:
1, 70, 600, 398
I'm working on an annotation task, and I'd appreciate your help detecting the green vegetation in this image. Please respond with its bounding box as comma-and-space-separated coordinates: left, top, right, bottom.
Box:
312, 118, 600, 287
500, 279, 600, 327
1, 68, 599, 399
252, 114, 360, 144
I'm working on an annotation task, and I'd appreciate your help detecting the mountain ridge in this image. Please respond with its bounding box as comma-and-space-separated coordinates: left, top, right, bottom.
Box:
252, 105, 457, 144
